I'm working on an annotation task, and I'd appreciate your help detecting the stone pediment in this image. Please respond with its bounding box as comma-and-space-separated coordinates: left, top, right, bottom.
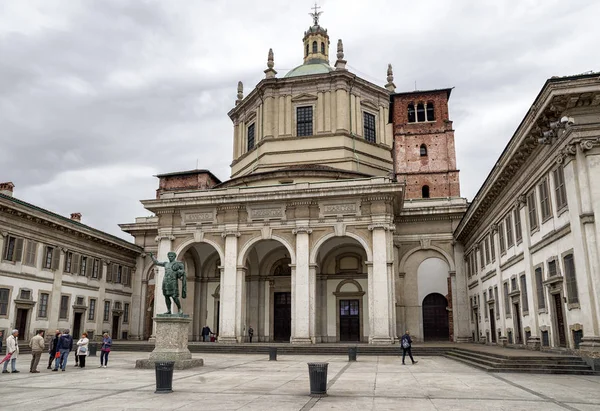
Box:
360, 99, 379, 111
291, 93, 318, 102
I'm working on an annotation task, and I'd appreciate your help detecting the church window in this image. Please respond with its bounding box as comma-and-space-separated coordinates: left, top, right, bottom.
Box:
247, 123, 255, 151
296, 106, 313, 136
420, 144, 427, 156
363, 112, 376, 143
416, 103, 426, 122
321, 42, 325, 54
407, 104, 415, 123
312, 41, 317, 54
305, 43, 309, 57
422, 185, 430, 198
426, 102, 435, 121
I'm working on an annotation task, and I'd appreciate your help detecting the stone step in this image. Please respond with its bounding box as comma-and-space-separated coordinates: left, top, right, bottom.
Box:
449, 349, 586, 365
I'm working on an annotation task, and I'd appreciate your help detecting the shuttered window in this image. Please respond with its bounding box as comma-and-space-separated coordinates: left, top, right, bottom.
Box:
24, 240, 37, 266
553, 166, 567, 210
520, 275, 529, 313
564, 254, 579, 304
535, 268, 545, 309
527, 191, 539, 231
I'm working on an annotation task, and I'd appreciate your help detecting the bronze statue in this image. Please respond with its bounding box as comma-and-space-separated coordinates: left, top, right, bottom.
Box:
149, 252, 187, 315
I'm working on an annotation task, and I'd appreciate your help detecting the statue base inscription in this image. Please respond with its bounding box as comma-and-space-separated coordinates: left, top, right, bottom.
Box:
135, 315, 203, 369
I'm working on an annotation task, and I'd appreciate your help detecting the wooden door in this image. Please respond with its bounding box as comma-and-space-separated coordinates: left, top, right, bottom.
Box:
513, 303, 522, 344
16, 309, 28, 338
554, 293, 567, 347
489, 309, 496, 343
273, 292, 291, 342
339, 300, 360, 341
423, 293, 450, 341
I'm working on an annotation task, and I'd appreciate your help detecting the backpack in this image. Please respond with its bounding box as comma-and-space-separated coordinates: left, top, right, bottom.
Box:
402, 337, 410, 349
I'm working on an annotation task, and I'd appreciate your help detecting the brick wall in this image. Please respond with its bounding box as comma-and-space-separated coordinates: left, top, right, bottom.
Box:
391, 89, 461, 199
156, 171, 220, 198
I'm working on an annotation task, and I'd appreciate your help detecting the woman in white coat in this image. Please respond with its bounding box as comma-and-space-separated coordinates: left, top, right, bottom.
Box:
1, 329, 19, 373
76, 332, 89, 368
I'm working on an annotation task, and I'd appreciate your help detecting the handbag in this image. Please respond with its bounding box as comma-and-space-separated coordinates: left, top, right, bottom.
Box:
79, 346, 87, 354
55, 352, 60, 359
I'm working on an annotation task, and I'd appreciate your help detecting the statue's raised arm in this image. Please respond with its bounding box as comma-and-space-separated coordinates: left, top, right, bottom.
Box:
149, 252, 166, 267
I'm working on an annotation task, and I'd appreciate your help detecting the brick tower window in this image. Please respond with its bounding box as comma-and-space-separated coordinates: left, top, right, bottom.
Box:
305, 44, 309, 57
420, 144, 428, 157
422, 185, 430, 198
312, 41, 317, 53
426, 102, 435, 121
417, 103, 426, 122
408, 104, 416, 123
321, 42, 325, 54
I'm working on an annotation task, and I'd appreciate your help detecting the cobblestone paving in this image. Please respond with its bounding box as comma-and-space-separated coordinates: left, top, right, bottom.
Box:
0, 352, 598, 410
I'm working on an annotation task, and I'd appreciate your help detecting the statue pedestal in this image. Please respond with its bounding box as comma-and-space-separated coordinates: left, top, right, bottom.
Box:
135, 315, 203, 369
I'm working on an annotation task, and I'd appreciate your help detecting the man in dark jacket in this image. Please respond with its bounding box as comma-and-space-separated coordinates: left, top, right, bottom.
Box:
201, 326, 212, 342
47, 330, 60, 369
53, 329, 73, 372
401, 330, 418, 365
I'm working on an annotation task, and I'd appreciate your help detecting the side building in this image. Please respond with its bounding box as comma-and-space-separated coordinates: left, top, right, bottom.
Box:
0, 183, 143, 342
454, 73, 600, 360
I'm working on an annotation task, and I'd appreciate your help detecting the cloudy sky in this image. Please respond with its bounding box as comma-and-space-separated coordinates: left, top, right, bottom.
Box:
1, 0, 599, 240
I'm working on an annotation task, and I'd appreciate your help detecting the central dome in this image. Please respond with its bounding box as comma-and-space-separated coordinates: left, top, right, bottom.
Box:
284, 61, 334, 78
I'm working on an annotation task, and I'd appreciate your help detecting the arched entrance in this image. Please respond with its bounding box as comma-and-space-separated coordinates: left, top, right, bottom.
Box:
422, 293, 449, 341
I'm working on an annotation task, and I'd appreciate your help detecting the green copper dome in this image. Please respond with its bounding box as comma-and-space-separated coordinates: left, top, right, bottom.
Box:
284, 61, 333, 78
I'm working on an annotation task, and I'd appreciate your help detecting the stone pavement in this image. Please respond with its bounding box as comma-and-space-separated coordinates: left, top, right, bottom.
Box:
0, 352, 599, 410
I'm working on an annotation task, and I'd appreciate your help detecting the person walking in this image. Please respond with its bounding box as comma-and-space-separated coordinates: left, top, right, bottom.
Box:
76, 333, 89, 368
29, 330, 45, 373
201, 325, 212, 342
99, 333, 112, 368
47, 330, 60, 369
248, 326, 254, 343
2, 330, 20, 373
53, 329, 73, 372
401, 330, 418, 365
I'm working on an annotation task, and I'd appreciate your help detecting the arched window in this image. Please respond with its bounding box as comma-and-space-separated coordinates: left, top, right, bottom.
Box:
422, 185, 430, 198
417, 103, 426, 122
407, 104, 416, 123
321, 42, 325, 54
305, 43, 309, 57
426, 102, 435, 121
312, 41, 317, 53
420, 144, 428, 157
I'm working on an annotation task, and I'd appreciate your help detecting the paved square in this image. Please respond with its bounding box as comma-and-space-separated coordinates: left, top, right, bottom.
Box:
0, 352, 598, 410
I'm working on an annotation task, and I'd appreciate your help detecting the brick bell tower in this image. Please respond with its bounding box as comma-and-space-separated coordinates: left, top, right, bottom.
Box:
390, 88, 460, 199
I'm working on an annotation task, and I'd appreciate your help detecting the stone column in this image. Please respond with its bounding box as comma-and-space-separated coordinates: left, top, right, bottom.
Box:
219, 231, 240, 343
452, 242, 471, 342
48, 248, 66, 332
129, 255, 145, 340
291, 227, 313, 344
192, 277, 202, 341
336, 88, 348, 132
368, 223, 394, 344
236, 266, 247, 342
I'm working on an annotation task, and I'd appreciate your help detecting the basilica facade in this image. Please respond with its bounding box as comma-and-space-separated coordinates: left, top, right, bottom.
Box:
121, 14, 468, 344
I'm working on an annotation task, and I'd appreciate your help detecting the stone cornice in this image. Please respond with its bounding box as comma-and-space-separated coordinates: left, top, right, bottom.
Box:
221, 231, 241, 238
292, 227, 313, 235
368, 223, 395, 231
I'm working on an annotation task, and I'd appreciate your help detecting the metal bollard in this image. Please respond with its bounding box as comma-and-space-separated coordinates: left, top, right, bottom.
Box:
348, 346, 357, 361
307, 362, 328, 396
154, 361, 175, 394
269, 347, 277, 361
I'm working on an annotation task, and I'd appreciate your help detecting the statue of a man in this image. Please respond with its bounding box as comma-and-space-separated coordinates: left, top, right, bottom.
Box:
149, 252, 187, 315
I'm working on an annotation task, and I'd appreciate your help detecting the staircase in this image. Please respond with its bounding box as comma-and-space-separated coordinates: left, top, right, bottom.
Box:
445, 348, 598, 375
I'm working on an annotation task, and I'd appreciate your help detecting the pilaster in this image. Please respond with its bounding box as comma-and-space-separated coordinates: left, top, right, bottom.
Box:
291, 226, 313, 344
219, 230, 240, 344
48, 248, 66, 332
368, 223, 394, 344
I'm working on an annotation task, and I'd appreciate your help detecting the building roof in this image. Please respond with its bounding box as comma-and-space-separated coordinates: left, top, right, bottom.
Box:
0, 192, 141, 253
390, 87, 453, 99
155, 169, 222, 183
284, 61, 334, 78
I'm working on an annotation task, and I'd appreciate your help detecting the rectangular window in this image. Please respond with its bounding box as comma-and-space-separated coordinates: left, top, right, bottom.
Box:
542, 330, 549, 346
24, 240, 37, 266
483, 292, 488, 319
484, 237, 490, 265
499, 222, 506, 254
490, 233, 496, 261
88, 299, 96, 321
553, 166, 567, 210
514, 208, 522, 243
503, 283, 510, 316
564, 254, 579, 304
535, 267, 545, 310
520, 275, 529, 313
511, 277, 517, 291
548, 260, 557, 277
44, 247, 54, 269
363, 112, 376, 143
80, 256, 87, 276
59, 295, 69, 319
0, 288, 9, 316
64, 252, 72, 273
116, 265, 123, 284
92, 259, 100, 279
3, 236, 24, 262
296, 106, 313, 136
506, 214, 514, 248
124, 303, 129, 324
539, 179, 552, 221
103, 301, 110, 322
38, 293, 49, 318
247, 123, 255, 151
479, 246, 484, 270
527, 191, 538, 231
494, 286, 500, 319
